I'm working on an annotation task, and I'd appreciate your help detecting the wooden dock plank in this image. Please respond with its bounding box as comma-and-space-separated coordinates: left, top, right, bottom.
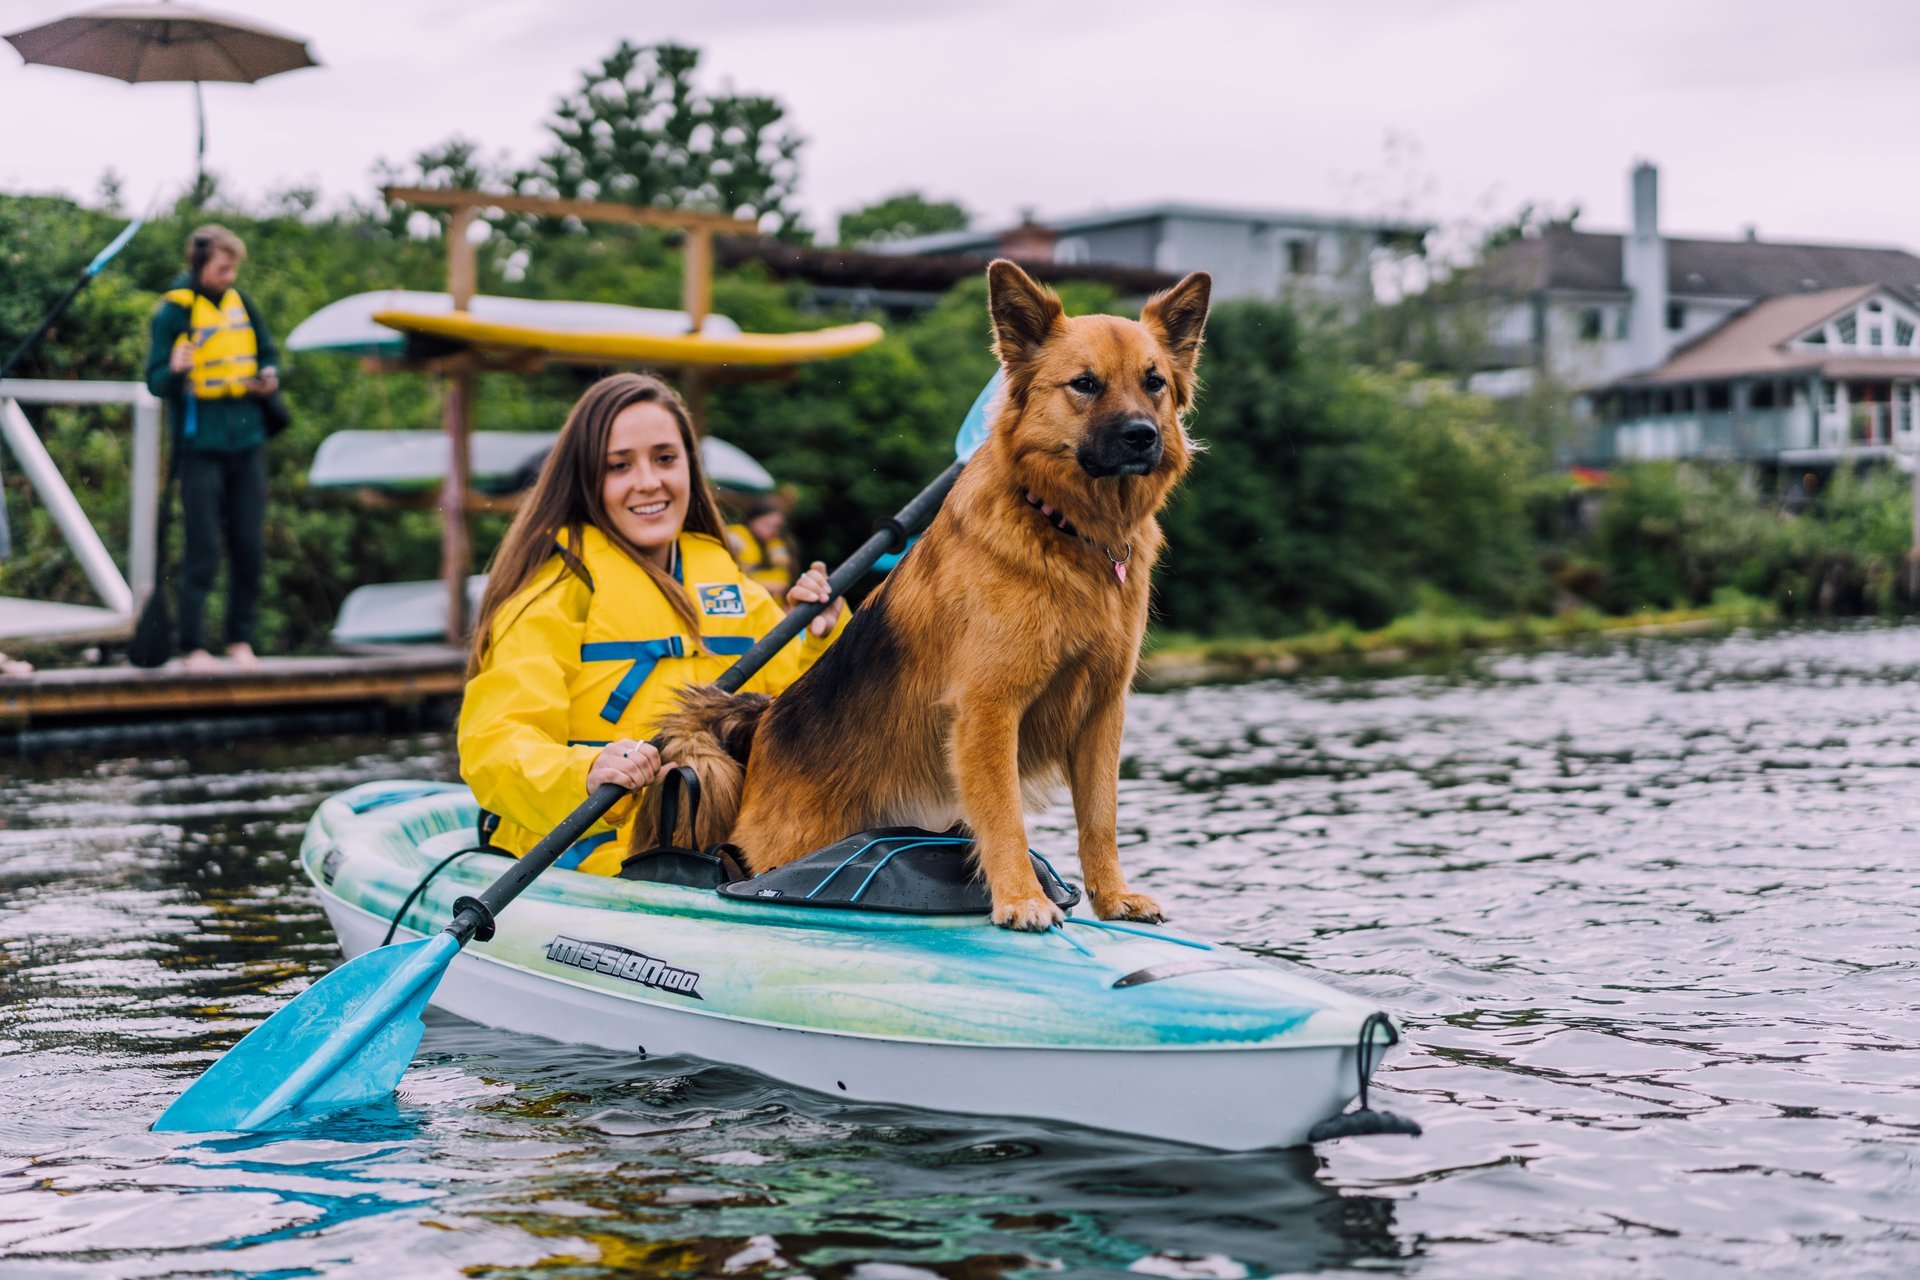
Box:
0, 648, 466, 729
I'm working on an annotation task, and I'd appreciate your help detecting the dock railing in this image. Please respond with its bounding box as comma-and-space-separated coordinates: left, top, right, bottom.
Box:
0, 378, 162, 643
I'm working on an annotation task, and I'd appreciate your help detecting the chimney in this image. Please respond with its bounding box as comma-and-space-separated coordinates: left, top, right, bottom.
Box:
1623, 161, 1668, 372
997, 208, 1058, 263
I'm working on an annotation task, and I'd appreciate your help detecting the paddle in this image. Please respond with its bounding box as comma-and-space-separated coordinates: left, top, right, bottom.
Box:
0, 215, 144, 382
152, 413, 985, 1133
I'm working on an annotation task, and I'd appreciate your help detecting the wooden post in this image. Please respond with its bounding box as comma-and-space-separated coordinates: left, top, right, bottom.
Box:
682, 228, 712, 334
443, 208, 477, 644
682, 366, 707, 435
442, 371, 474, 644
447, 207, 477, 310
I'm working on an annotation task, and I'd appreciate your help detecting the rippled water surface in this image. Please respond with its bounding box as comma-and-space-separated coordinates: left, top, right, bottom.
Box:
4, 624, 1919, 1278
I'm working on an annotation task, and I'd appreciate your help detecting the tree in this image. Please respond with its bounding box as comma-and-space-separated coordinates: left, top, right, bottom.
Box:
522, 41, 806, 238
837, 191, 969, 247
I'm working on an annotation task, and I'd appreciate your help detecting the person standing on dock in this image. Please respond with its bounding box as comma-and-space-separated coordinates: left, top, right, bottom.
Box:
145, 225, 280, 672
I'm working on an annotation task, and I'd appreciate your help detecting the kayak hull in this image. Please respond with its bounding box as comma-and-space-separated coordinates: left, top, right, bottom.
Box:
301, 783, 1395, 1150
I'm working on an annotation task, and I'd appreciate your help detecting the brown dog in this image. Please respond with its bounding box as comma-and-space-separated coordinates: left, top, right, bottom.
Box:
650, 259, 1210, 929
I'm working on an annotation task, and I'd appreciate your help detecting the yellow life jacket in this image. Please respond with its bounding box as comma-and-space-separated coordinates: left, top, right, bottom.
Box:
458, 527, 844, 876
725, 521, 797, 595
164, 286, 257, 399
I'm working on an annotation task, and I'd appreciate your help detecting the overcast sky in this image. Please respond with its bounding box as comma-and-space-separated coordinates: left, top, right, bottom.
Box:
6, 0, 1920, 254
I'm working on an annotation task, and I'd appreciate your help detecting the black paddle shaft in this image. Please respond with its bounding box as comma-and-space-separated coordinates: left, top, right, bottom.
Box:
447, 457, 966, 944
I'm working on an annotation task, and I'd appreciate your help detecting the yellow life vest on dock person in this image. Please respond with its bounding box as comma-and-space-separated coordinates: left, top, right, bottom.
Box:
458, 527, 845, 876
164, 286, 257, 398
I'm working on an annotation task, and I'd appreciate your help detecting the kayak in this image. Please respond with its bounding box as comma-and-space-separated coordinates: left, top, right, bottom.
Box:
368, 309, 884, 368
299, 780, 1402, 1150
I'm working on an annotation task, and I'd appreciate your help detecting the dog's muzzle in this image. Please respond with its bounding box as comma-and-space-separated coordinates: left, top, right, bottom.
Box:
1078, 417, 1162, 477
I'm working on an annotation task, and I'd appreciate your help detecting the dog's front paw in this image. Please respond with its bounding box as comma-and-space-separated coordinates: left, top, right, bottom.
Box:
1093, 891, 1165, 924
992, 894, 1066, 932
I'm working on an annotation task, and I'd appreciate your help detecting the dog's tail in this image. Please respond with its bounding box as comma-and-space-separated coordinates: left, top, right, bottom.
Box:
632, 685, 772, 852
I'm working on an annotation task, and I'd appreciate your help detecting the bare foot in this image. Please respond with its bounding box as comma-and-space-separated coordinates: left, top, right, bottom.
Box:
226, 642, 261, 668
0, 652, 32, 677
179, 649, 223, 674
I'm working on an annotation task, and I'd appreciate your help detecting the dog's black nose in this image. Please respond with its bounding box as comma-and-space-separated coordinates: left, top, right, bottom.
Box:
1120, 420, 1160, 455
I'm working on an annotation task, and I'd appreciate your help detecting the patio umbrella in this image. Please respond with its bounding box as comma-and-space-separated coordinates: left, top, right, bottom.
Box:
4, 3, 318, 198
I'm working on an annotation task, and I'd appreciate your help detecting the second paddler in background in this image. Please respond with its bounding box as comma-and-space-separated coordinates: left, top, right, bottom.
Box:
726, 492, 798, 604
459, 372, 846, 877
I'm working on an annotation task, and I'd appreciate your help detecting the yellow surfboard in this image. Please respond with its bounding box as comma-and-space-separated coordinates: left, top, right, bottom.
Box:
370, 309, 884, 368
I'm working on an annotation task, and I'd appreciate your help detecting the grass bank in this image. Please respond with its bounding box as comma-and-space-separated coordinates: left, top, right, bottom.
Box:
1138, 593, 1777, 688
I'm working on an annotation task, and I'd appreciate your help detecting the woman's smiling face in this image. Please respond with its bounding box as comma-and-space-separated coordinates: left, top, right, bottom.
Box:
602, 401, 690, 566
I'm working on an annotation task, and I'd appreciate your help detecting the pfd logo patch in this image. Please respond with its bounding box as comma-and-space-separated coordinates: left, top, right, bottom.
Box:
545, 935, 704, 999
697, 583, 746, 617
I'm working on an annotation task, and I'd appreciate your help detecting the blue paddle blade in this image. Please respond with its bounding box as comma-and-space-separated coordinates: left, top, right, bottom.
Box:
153, 933, 460, 1133
954, 370, 1003, 461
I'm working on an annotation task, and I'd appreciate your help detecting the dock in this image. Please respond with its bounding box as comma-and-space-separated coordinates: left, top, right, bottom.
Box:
0, 647, 465, 750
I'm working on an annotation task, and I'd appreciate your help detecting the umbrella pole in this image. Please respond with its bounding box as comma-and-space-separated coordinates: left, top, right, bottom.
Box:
192, 80, 206, 203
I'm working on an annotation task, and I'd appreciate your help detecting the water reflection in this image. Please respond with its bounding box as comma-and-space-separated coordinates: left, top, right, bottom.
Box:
6, 624, 1920, 1274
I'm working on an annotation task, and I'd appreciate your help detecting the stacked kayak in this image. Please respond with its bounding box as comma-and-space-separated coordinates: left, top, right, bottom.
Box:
300, 781, 1400, 1151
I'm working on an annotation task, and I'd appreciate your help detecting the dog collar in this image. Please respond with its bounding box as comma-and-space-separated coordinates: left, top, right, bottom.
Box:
1023, 491, 1132, 584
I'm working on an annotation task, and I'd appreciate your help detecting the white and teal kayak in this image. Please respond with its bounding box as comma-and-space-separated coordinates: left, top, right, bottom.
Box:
300, 781, 1403, 1151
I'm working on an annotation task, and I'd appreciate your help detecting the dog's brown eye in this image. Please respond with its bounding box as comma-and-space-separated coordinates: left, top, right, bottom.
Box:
1144, 371, 1166, 393
1068, 375, 1100, 395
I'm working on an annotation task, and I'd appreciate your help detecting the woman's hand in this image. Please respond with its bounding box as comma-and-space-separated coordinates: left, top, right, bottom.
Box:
787, 560, 844, 637
168, 340, 197, 374
587, 739, 664, 794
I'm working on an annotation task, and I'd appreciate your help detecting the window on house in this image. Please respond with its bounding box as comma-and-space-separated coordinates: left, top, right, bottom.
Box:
1821, 381, 1838, 410
1837, 313, 1858, 344
1751, 382, 1777, 409
1286, 239, 1316, 276
1053, 237, 1090, 265
1870, 325, 1884, 347
1803, 326, 1827, 345
1867, 299, 1884, 312
1579, 308, 1604, 340
1898, 318, 1915, 347
1900, 382, 1914, 434
1666, 301, 1686, 331
1706, 384, 1731, 411
1614, 308, 1629, 339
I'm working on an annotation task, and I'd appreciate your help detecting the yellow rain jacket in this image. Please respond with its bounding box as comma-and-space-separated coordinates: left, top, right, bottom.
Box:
164, 286, 258, 398
459, 527, 845, 876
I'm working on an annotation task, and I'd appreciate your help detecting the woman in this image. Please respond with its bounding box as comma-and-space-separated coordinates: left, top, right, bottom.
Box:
459, 373, 845, 876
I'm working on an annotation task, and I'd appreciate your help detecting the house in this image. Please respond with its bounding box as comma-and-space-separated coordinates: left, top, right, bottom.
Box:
715, 238, 1179, 316
875, 202, 1429, 308
1472, 163, 1920, 407
1588, 284, 1920, 465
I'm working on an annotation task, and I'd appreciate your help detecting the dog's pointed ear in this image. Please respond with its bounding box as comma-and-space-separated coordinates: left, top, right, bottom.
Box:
1142, 271, 1212, 388
988, 259, 1065, 389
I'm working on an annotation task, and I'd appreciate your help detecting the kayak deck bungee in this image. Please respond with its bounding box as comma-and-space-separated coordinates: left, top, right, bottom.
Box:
299, 781, 1401, 1150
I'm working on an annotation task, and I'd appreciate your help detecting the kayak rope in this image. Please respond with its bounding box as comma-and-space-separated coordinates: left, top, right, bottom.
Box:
846, 837, 974, 903
1306, 1011, 1423, 1142
804, 834, 968, 900
1066, 919, 1213, 950
1048, 924, 1094, 957
382, 846, 490, 947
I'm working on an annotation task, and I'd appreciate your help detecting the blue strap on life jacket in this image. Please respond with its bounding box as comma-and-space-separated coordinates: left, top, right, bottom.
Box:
581, 634, 757, 723
556, 830, 616, 871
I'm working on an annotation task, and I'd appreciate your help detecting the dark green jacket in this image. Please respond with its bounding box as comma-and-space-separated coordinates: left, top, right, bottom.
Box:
144, 274, 280, 453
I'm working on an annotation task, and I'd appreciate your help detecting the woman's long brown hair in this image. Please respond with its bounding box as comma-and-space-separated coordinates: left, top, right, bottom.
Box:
467, 372, 729, 677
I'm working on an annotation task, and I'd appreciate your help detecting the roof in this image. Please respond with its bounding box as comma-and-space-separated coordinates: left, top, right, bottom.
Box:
877, 201, 1430, 257
1612, 285, 1920, 386
718, 238, 1181, 296
1478, 227, 1920, 305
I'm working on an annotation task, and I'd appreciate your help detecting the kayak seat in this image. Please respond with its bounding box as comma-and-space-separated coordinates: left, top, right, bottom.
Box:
715, 827, 1082, 916
618, 766, 750, 889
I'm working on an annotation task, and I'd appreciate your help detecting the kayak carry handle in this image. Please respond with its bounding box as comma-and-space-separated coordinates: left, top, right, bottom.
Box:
1307, 1012, 1422, 1142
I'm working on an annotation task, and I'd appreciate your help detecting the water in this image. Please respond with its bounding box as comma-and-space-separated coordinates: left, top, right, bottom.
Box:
3, 623, 1919, 1278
